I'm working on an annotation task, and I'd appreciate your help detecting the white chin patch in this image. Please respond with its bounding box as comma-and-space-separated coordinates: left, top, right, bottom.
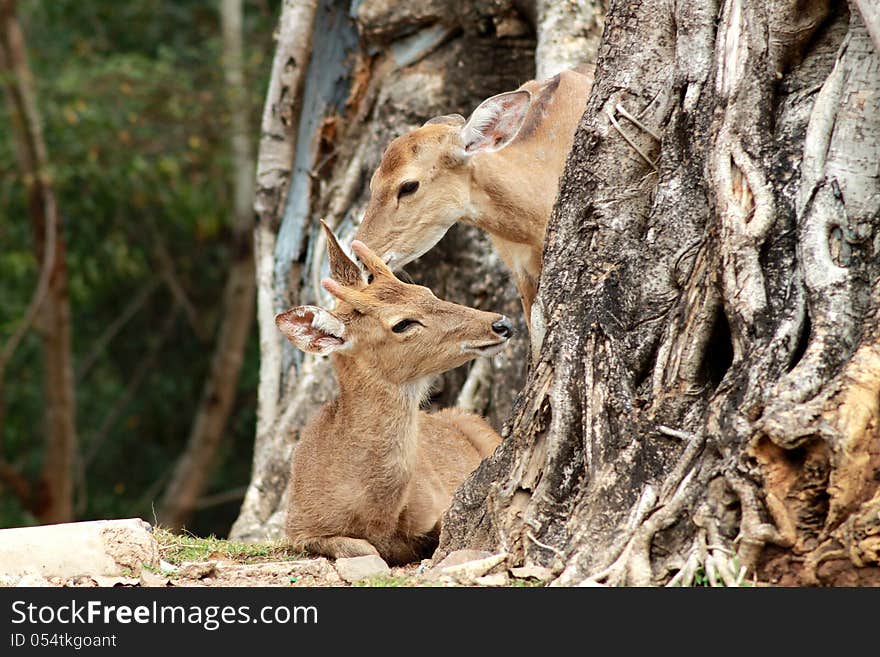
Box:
461, 341, 506, 358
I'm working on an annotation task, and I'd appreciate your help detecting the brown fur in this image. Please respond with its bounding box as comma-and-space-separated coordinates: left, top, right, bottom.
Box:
279, 236, 507, 565
356, 67, 594, 326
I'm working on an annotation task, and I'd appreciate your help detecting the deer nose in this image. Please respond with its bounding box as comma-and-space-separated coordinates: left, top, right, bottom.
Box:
492, 317, 513, 339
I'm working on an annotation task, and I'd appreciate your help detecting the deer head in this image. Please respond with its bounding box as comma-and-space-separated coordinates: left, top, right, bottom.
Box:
276, 222, 513, 385
356, 90, 532, 270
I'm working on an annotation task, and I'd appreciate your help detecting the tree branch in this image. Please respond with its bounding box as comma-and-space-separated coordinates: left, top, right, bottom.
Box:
82, 307, 180, 471
0, 0, 57, 416
75, 276, 161, 382
151, 229, 209, 342
0, 456, 31, 511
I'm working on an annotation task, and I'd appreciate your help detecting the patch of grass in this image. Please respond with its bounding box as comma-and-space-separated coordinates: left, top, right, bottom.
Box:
354, 575, 435, 587
153, 527, 299, 565
509, 577, 546, 587
693, 567, 711, 587
690, 556, 755, 588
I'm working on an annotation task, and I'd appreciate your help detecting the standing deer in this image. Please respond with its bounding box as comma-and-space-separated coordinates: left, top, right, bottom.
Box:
355, 67, 593, 327
278, 222, 511, 565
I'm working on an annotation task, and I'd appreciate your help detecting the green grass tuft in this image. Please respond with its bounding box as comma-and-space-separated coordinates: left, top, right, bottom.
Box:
353, 574, 443, 587
153, 527, 300, 565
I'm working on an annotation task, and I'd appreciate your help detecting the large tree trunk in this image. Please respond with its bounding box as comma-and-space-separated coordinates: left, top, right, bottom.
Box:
231, 0, 559, 541
0, 0, 77, 523
439, 0, 880, 587
157, 0, 257, 530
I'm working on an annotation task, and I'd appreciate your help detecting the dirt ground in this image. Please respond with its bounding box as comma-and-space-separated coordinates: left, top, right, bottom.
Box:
0, 525, 550, 588
26, 559, 426, 588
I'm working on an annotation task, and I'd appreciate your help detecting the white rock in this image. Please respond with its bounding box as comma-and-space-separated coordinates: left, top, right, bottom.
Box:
140, 570, 171, 587
334, 555, 391, 583
474, 572, 509, 587
439, 552, 507, 582
510, 565, 554, 582
91, 575, 140, 588
0, 518, 158, 578
432, 550, 494, 570
176, 561, 217, 579
0, 574, 21, 587
16, 574, 53, 587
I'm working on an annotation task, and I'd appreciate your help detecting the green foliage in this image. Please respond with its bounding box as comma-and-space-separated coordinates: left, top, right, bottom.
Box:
693, 567, 711, 587
0, 0, 279, 534
689, 555, 752, 587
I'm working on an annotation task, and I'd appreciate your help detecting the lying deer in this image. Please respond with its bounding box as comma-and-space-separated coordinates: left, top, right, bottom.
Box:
277, 222, 511, 565
355, 66, 593, 326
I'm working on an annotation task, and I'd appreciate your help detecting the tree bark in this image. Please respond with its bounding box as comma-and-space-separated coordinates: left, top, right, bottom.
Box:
0, 0, 77, 523
157, 0, 257, 530
439, 0, 880, 587
534, 0, 607, 80
231, 0, 548, 541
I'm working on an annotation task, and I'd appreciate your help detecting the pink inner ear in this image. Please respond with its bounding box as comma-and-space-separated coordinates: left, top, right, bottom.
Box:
465, 91, 530, 153
278, 309, 320, 344
285, 310, 314, 332
311, 335, 344, 350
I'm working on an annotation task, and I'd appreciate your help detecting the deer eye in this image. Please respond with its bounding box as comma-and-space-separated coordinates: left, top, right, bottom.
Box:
397, 180, 419, 199
392, 319, 420, 333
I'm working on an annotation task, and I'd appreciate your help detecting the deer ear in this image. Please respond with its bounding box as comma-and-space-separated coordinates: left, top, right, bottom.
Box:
320, 220, 362, 287
424, 113, 465, 127
276, 306, 350, 355
460, 90, 530, 154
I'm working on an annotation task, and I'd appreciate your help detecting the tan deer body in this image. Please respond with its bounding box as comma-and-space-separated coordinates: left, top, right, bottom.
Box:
356, 67, 593, 324
278, 224, 509, 565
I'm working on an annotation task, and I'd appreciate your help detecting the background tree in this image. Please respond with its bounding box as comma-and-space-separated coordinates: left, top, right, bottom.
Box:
440, 0, 880, 586
0, 0, 77, 523
231, 0, 609, 540
0, 1, 278, 536
157, 0, 258, 532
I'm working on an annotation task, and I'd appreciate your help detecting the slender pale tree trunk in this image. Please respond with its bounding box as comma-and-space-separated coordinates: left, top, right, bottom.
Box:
229, 0, 319, 540
0, 0, 77, 523
157, 0, 257, 530
440, 0, 880, 587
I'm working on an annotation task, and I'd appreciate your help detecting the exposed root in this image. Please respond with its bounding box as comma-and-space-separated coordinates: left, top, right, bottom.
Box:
667, 505, 750, 587
615, 103, 661, 141
701, 504, 747, 586
525, 532, 566, 561
571, 428, 706, 586
605, 105, 659, 172
657, 425, 693, 441
652, 250, 722, 396
726, 474, 795, 574
666, 532, 707, 587
802, 544, 846, 585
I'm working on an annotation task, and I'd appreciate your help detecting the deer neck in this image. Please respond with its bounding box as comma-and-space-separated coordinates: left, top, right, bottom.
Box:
332, 355, 430, 493
466, 153, 550, 248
